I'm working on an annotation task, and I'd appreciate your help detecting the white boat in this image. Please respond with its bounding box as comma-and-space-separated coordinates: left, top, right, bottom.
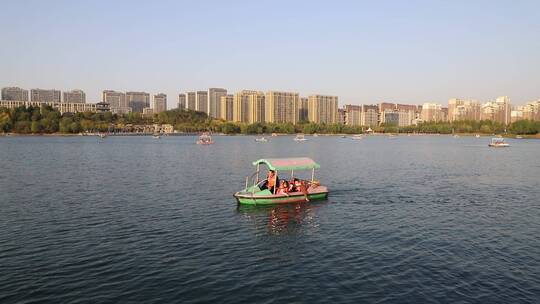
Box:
196, 132, 214, 145
271, 133, 278, 137
313, 133, 319, 137
351, 134, 363, 140
516, 135, 523, 139
453, 134, 460, 138
153, 133, 161, 139
98, 133, 107, 139
488, 138, 510, 147
294, 134, 308, 142
255, 137, 268, 142
475, 134, 481, 138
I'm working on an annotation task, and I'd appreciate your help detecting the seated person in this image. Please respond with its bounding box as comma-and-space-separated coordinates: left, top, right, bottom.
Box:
293, 178, 309, 201
260, 170, 278, 194
276, 180, 289, 195
289, 178, 303, 192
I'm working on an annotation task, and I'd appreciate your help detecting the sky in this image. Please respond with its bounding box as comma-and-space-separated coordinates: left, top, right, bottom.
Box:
1, 0, 539, 108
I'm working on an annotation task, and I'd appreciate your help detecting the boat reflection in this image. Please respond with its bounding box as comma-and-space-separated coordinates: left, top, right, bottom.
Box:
237, 202, 323, 236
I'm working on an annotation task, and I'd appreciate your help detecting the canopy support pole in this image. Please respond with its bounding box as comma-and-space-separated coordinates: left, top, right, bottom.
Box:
274, 170, 278, 195
311, 168, 315, 182
256, 164, 260, 185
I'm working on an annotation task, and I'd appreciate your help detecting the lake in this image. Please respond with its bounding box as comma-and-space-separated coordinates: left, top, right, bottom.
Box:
1, 135, 539, 303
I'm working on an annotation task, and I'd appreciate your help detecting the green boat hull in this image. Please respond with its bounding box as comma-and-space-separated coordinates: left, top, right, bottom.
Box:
234, 191, 328, 205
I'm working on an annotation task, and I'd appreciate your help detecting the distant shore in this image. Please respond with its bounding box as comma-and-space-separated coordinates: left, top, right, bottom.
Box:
2, 132, 540, 139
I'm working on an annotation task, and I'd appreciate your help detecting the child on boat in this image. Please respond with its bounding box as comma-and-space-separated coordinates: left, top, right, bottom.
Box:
277, 180, 289, 195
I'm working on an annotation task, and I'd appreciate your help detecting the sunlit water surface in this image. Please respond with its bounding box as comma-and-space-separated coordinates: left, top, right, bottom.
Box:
1, 135, 539, 303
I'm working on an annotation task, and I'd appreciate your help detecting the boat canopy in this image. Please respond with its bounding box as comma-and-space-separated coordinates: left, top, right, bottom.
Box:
252, 157, 320, 171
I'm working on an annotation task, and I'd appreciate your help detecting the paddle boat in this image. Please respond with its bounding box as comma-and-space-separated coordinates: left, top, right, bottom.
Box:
255, 137, 268, 142
196, 132, 214, 145
351, 134, 363, 140
488, 137, 510, 147
153, 132, 161, 139
233, 157, 329, 205
294, 134, 308, 142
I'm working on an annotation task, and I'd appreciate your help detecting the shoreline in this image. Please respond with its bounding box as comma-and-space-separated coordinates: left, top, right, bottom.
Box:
2, 132, 540, 139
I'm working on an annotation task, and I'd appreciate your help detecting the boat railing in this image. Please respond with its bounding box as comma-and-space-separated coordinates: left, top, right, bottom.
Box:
244, 171, 259, 191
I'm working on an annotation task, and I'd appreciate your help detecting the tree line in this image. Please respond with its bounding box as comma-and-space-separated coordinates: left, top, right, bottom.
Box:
1, 105, 540, 135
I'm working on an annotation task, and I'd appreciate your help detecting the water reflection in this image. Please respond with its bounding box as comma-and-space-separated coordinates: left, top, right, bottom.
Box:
237, 202, 324, 236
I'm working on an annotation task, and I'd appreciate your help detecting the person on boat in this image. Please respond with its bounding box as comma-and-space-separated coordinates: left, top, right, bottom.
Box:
260, 170, 278, 194
277, 180, 289, 195
289, 178, 309, 201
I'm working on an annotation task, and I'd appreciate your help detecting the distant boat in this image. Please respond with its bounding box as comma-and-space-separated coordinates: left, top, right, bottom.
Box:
98, 133, 107, 139
453, 134, 460, 138
351, 134, 363, 140
196, 132, 214, 145
255, 137, 268, 142
271, 133, 278, 137
294, 134, 308, 142
153, 133, 161, 139
313, 133, 319, 137
388, 134, 397, 139
488, 137, 510, 147
516, 135, 523, 139
475, 134, 481, 138
340, 135, 346, 138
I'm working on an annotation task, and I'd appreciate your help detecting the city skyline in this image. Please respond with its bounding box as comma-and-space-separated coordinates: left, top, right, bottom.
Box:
1, 1, 540, 108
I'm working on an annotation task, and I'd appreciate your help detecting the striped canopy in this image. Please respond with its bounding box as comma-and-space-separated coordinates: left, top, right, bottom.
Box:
252, 157, 320, 171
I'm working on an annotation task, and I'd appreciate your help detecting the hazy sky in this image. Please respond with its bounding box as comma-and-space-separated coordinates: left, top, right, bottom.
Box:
1, 0, 539, 108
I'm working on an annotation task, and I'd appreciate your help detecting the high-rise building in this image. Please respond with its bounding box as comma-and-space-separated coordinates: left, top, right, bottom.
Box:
143, 107, 154, 117
344, 104, 362, 126
233, 92, 249, 123
521, 100, 540, 121
126, 91, 150, 113
186, 92, 196, 110
208, 88, 227, 118
0, 100, 98, 114
397, 110, 415, 127
380, 110, 399, 126
153, 93, 167, 114
511, 108, 523, 123
308, 95, 338, 124
31, 89, 61, 103
448, 98, 481, 121
195, 91, 208, 113
102, 90, 130, 114
337, 108, 346, 125
220, 94, 234, 121
421, 103, 444, 122
361, 105, 379, 127
481, 96, 511, 124
63, 89, 86, 103
1, 87, 29, 101
265, 91, 300, 124
379, 102, 396, 113
299, 97, 309, 122
178, 93, 186, 109
396, 104, 417, 112
233, 90, 265, 123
